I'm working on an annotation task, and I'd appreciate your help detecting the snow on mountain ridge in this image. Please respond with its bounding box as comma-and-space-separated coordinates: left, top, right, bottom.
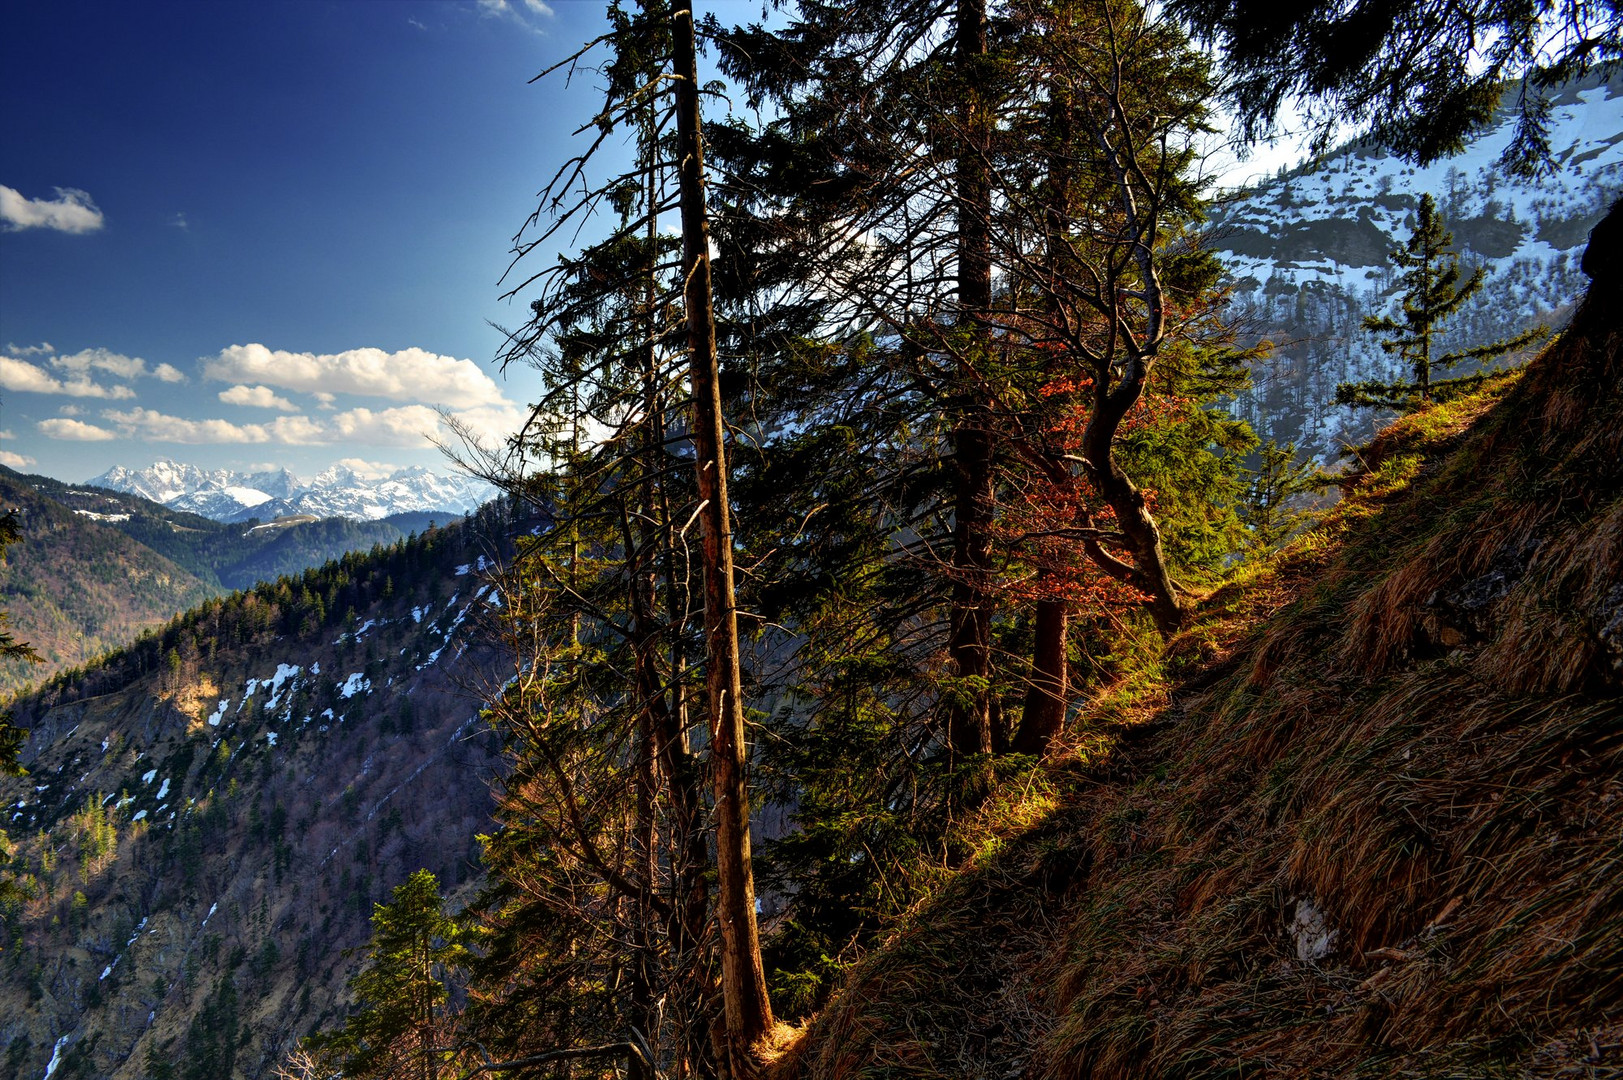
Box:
87, 458, 495, 523
1210, 72, 1620, 458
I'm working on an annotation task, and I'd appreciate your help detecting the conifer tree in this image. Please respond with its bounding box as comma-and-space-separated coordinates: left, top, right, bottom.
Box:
306, 869, 467, 1080
1338, 193, 1545, 411
463, 0, 775, 1070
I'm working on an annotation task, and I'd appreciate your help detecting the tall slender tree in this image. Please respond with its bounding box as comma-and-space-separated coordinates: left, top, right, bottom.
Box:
1338, 192, 1545, 411
472, 0, 775, 1071
671, 0, 776, 1066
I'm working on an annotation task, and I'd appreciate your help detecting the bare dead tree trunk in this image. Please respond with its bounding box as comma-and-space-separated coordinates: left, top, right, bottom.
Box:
947, 0, 998, 758
672, 3, 774, 1069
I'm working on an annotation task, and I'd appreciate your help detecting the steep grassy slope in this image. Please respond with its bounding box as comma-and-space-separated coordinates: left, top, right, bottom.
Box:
775, 288, 1621, 1076
0, 511, 513, 1080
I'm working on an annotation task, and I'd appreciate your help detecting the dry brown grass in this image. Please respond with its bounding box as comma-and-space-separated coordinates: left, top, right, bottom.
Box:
781, 294, 1623, 1079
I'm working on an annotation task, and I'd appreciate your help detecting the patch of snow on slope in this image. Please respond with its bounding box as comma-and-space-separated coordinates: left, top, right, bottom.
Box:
264, 663, 300, 710
42, 1034, 70, 1079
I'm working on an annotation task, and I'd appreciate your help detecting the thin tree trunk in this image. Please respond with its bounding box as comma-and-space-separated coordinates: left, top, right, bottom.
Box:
1015, 595, 1067, 753
948, 0, 997, 758
672, 4, 774, 1069
1084, 378, 1188, 636
1016, 91, 1076, 756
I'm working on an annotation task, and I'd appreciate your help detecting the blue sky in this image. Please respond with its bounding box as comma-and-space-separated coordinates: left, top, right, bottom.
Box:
0, 0, 623, 483
1, 0, 1311, 487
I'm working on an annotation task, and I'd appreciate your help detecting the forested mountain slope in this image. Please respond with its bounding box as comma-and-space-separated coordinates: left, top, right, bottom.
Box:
0, 468, 462, 696
0, 508, 513, 1080
773, 266, 1622, 1076
1214, 70, 1620, 458
0, 473, 218, 699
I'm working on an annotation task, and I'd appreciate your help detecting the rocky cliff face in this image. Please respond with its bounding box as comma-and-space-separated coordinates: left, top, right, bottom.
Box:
0, 511, 514, 1080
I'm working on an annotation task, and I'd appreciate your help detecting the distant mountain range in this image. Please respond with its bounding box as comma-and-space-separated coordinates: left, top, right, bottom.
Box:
1210, 71, 1620, 457
0, 465, 485, 696
88, 459, 496, 524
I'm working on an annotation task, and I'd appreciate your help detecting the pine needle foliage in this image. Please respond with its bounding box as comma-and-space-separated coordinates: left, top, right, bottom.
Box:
1338, 193, 1547, 411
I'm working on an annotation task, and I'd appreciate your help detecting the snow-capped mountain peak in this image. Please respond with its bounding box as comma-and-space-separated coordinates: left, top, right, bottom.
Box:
87, 458, 494, 524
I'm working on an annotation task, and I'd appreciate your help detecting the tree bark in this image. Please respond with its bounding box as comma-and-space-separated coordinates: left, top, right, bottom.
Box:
947, 0, 997, 758
1084, 377, 1189, 636
1015, 90, 1076, 756
672, 3, 775, 1068
1014, 594, 1067, 753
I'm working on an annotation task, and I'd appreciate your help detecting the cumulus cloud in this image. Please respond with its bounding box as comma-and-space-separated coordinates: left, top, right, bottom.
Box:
442, 402, 530, 448
38, 417, 116, 441
203, 343, 508, 409
334, 457, 403, 480
324, 405, 443, 445
0, 450, 35, 469
0, 355, 134, 399
51, 347, 185, 383
219, 384, 298, 411
0, 186, 104, 233
95, 404, 473, 448
4, 342, 53, 356
57, 404, 84, 416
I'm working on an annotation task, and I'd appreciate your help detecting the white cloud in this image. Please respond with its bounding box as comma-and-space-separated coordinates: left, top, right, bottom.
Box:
0, 355, 134, 399
474, 0, 545, 32
203, 343, 508, 409
0, 186, 104, 234
169, 212, 189, 230
38, 417, 116, 441
50, 347, 185, 383
444, 402, 529, 448
4, 342, 53, 356
407, 16, 428, 30
325, 405, 444, 446
0, 450, 34, 469
57, 404, 84, 416
334, 457, 403, 480
219, 384, 298, 411
95, 404, 479, 448
102, 407, 275, 445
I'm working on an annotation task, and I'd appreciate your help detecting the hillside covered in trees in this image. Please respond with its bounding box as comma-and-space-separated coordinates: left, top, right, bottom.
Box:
0, 467, 467, 696
0, 508, 511, 1079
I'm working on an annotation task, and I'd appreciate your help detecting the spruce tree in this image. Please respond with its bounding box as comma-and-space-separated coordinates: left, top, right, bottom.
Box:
306, 870, 466, 1080
1338, 193, 1545, 412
